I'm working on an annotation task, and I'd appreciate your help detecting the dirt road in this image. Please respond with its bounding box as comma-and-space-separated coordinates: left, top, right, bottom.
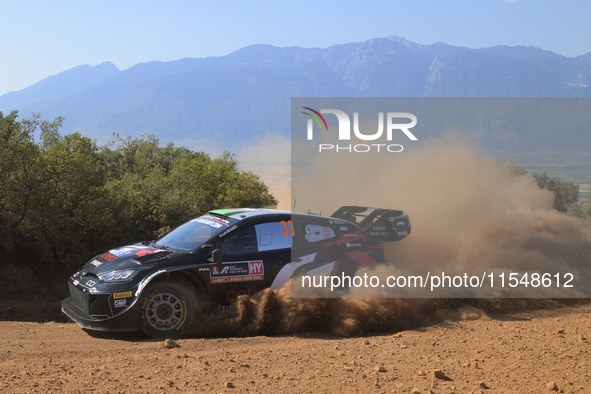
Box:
1, 303, 590, 394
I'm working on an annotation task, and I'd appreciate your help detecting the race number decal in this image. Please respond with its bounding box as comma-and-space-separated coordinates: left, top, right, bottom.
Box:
280, 220, 294, 236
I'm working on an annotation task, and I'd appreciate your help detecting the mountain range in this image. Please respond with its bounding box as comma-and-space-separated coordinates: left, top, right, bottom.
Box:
1, 35, 590, 150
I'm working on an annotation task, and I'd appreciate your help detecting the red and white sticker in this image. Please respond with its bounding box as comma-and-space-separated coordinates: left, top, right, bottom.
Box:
210, 261, 264, 284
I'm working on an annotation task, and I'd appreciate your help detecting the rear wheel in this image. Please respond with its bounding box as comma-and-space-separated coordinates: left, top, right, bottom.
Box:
138, 281, 204, 338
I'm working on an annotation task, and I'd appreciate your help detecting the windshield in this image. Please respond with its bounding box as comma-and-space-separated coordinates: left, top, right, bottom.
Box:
154, 216, 236, 253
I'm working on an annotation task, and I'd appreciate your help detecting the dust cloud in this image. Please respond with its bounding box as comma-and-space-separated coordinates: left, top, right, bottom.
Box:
205, 133, 591, 337
237, 134, 291, 209
291, 133, 591, 298
188, 282, 578, 338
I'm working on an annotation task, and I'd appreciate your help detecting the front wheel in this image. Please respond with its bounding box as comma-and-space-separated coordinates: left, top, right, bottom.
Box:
138, 281, 204, 338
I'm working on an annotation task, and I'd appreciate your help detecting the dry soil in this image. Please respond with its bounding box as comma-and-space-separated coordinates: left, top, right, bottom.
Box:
1, 300, 590, 393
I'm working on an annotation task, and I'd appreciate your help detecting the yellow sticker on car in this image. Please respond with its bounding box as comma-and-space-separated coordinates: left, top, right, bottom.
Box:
113, 291, 132, 299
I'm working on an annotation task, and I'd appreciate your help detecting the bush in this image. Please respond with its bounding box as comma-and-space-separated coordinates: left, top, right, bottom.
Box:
0, 264, 39, 296
532, 172, 579, 213
0, 111, 277, 278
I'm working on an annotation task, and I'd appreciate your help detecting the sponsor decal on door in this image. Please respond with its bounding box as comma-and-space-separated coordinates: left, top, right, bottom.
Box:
210, 261, 264, 284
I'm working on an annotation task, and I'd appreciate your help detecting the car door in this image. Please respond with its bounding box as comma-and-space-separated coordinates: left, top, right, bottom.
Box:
209, 218, 293, 312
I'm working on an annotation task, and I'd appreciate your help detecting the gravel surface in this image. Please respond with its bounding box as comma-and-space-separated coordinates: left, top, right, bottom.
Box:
1, 303, 590, 393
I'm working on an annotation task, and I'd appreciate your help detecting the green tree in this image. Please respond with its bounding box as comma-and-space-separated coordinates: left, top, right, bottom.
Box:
0, 111, 42, 252
0, 112, 278, 281
566, 183, 591, 226
532, 172, 579, 213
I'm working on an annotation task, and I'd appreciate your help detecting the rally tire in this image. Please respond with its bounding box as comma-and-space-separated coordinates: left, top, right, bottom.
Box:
138, 281, 203, 338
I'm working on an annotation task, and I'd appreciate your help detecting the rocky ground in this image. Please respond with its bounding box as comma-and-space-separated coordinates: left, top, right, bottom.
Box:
1, 299, 590, 393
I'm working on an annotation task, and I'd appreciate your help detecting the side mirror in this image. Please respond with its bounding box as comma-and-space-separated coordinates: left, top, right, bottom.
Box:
208, 249, 222, 264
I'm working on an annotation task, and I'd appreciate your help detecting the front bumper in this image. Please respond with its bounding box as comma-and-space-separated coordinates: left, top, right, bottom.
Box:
62, 296, 140, 332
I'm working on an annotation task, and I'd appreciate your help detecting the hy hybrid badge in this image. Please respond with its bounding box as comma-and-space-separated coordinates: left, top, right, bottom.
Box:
303, 107, 418, 153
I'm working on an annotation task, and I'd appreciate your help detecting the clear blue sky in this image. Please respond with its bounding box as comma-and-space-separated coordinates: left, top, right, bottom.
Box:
1, 0, 589, 96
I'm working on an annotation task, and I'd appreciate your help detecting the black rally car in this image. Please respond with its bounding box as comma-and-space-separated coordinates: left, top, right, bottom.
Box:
62, 206, 410, 337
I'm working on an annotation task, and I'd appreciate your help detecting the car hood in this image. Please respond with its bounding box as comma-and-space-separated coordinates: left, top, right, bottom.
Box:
81, 244, 171, 275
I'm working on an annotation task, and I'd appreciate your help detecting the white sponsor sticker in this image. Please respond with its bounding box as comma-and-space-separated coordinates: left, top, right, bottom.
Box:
114, 299, 127, 308
89, 259, 103, 267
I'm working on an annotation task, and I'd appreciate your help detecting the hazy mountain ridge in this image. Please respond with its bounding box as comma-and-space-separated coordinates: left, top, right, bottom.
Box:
1, 36, 590, 148
0, 62, 119, 112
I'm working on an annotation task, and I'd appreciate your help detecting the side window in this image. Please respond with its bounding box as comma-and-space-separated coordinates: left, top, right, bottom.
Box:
255, 222, 292, 251
221, 226, 258, 255
221, 222, 293, 255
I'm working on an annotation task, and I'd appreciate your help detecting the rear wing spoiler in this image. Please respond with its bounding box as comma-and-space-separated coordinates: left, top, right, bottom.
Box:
330, 206, 411, 243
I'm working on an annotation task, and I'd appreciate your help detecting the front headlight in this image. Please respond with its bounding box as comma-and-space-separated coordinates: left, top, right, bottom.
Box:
98, 269, 139, 282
